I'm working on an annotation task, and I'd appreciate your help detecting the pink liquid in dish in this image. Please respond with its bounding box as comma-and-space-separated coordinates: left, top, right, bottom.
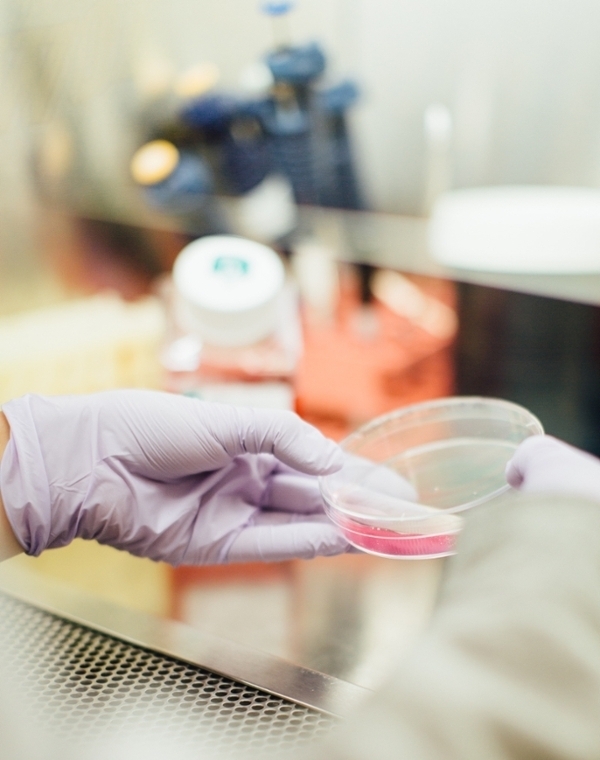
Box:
336, 514, 457, 557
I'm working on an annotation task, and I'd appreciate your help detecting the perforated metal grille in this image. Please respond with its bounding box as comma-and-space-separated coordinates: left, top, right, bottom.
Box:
0, 593, 335, 756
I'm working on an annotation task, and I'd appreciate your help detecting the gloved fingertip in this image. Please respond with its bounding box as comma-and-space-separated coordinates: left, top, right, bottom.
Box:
504, 458, 523, 488
505, 434, 549, 488
320, 441, 345, 474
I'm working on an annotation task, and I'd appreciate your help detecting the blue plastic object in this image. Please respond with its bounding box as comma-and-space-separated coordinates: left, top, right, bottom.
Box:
319, 81, 360, 114
266, 42, 326, 85
261, 1, 295, 16
253, 98, 316, 204
180, 95, 237, 132
143, 152, 213, 213
316, 82, 364, 209
222, 132, 271, 195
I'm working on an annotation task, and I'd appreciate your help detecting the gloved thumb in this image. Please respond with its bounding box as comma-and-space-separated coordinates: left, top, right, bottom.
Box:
505, 435, 553, 488
505, 434, 600, 495
206, 404, 344, 476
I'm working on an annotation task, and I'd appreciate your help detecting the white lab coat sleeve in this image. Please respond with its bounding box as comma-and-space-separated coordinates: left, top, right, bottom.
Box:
313, 495, 600, 760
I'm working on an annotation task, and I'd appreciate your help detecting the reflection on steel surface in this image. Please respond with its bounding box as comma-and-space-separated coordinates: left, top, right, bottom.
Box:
0, 573, 369, 734
0, 592, 336, 755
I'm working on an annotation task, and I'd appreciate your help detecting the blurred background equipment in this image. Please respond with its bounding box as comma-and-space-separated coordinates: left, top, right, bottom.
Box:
130, 139, 227, 236
429, 186, 600, 273
125, 0, 366, 248
6, 0, 600, 223
422, 103, 454, 213
163, 235, 300, 409
0, 294, 165, 403
295, 264, 456, 439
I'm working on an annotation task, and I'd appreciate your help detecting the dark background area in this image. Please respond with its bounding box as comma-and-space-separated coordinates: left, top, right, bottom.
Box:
456, 283, 600, 455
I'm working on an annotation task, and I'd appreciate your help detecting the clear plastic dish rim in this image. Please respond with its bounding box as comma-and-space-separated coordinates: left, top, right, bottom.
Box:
319, 395, 544, 524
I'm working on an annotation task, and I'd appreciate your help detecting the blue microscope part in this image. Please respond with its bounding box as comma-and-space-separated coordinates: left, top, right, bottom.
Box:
254, 97, 316, 204
142, 152, 213, 213
319, 81, 360, 114
222, 131, 271, 195
180, 94, 238, 132
263, 106, 309, 137
261, 1, 295, 16
317, 126, 364, 210
266, 42, 326, 84
269, 131, 317, 204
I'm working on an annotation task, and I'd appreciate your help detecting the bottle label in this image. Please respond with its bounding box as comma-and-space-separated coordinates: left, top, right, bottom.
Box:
213, 256, 250, 278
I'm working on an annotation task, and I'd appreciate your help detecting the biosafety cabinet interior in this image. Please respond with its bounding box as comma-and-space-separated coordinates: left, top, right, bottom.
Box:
0, 571, 368, 757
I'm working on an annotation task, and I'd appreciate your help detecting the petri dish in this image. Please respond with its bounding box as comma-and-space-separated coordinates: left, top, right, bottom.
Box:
319, 396, 543, 559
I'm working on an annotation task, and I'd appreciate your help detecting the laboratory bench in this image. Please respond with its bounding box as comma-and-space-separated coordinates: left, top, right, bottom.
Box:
2, 200, 600, 750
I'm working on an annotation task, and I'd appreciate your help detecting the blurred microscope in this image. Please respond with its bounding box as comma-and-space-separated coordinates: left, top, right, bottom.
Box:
130, 0, 365, 248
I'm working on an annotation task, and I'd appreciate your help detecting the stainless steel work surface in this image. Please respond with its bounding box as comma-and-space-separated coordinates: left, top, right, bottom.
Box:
0, 594, 334, 756
0, 565, 370, 756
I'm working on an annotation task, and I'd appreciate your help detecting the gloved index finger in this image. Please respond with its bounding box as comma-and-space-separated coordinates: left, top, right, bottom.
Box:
262, 472, 324, 513
207, 404, 344, 476
341, 454, 418, 502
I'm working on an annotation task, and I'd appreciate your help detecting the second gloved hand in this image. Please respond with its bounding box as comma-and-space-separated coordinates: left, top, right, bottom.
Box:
0, 391, 349, 565
506, 434, 600, 503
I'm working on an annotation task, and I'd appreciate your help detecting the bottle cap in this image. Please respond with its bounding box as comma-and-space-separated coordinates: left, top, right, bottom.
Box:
173, 235, 285, 346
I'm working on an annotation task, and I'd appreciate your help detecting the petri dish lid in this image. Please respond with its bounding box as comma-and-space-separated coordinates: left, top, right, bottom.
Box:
320, 396, 544, 525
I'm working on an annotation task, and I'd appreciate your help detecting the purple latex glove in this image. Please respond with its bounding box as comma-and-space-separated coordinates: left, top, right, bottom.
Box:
0, 391, 349, 565
506, 434, 600, 502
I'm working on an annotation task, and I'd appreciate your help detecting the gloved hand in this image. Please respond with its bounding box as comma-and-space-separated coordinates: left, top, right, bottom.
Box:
506, 434, 600, 503
0, 390, 349, 565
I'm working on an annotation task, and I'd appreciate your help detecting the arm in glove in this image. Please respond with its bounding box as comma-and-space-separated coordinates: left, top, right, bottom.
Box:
506, 434, 600, 502
0, 411, 20, 561
0, 390, 349, 565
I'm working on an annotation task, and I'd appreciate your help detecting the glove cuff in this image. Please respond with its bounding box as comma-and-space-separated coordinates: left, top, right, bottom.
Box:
0, 396, 53, 555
